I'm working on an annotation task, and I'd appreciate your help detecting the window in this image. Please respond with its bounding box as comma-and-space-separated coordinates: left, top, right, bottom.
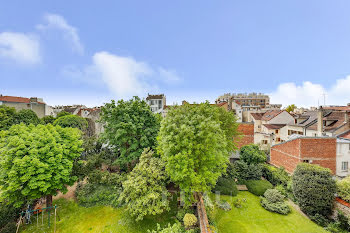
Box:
275, 130, 279, 134
342, 162, 348, 171
262, 140, 268, 144
303, 160, 309, 163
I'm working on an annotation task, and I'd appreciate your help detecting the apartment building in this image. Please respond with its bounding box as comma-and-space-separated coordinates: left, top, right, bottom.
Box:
146, 94, 166, 113
0, 95, 47, 118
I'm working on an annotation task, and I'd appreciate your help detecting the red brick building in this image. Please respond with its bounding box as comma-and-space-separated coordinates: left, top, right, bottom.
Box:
270, 137, 336, 174
236, 123, 254, 148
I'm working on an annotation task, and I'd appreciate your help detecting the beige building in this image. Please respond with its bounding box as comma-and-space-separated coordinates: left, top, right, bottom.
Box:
146, 94, 166, 114
0, 95, 47, 118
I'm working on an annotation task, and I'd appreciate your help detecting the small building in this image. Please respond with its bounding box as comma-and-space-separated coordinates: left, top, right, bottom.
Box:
0, 95, 46, 118
146, 94, 166, 114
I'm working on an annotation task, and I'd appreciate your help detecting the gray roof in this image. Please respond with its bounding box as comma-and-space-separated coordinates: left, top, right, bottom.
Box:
288, 111, 319, 127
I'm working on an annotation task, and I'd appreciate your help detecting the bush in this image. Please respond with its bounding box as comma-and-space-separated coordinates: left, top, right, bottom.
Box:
260, 197, 291, 215
337, 210, 350, 232
232, 198, 247, 208
183, 213, 197, 229
263, 189, 285, 203
147, 223, 185, 233
309, 213, 330, 227
245, 180, 273, 196
213, 177, 238, 196
75, 183, 121, 207
87, 170, 124, 187
275, 185, 287, 197
176, 208, 194, 222
233, 161, 262, 181
0, 222, 17, 233
261, 164, 290, 187
240, 144, 267, 164
54, 114, 88, 131
216, 200, 231, 211
223, 163, 238, 179
292, 163, 336, 217
337, 176, 350, 202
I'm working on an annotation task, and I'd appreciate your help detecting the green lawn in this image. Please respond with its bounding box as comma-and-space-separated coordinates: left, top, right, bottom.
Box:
21, 197, 177, 233
212, 191, 328, 233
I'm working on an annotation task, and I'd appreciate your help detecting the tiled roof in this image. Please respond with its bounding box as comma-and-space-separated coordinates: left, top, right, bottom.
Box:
263, 124, 286, 130
323, 106, 350, 111
146, 94, 164, 100
338, 130, 350, 139
250, 113, 264, 120
307, 111, 347, 132
288, 111, 319, 127
216, 102, 227, 107
261, 110, 283, 121
0, 95, 44, 104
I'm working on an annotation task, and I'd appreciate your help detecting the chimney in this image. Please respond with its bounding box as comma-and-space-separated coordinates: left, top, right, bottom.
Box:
317, 107, 323, 136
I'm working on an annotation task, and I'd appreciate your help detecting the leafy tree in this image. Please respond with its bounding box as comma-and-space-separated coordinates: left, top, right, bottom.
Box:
42, 115, 56, 124
100, 97, 160, 170
15, 109, 41, 125
286, 104, 297, 113
240, 144, 266, 164
0, 105, 17, 131
119, 148, 169, 221
292, 163, 336, 217
158, 102, 239, 204
56, 111, 71, 118
53, 114, 88, 131
0, 124, 83, 207
337, 176, 350, 202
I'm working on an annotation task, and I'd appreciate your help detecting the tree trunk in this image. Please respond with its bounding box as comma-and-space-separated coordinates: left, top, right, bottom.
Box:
46, 195, 53, 207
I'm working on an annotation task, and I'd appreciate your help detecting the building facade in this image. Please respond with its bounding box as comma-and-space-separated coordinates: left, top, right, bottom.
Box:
0, 95, 46, 118
146, 94, 166, 113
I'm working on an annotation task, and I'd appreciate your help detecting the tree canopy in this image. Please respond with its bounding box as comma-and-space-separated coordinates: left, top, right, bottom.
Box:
119, 148, 169, 221
42, 115, 56, 124
0, 105, 17, 131
56, 111, 71, 118
0, 124, 83, 207
285, 104, 297, 113
100, 97, 160, 170
240, 144, 267, 164
157, 102, 239, 203
53, 114, 88, 131
15, 109, 41, 125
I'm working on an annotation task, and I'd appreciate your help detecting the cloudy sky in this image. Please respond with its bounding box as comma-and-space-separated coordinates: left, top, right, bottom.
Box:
1, 0, 350, 107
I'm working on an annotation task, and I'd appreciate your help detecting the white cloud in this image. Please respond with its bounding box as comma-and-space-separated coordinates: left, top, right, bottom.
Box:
37, 13, 84, 54
270, 77, 350, 107
0, 32, 41, 64
157, 67, 181, 83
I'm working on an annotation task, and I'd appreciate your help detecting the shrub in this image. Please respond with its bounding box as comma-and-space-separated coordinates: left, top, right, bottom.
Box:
147, 223, 185, 233
232, 198, 247, 208
337, 210, 350, 232
213, 177, 238, 196
223, 163, 238, 179
261, 164, 290, 187
275, 185, 287, 197
337, 176, 350, 202
75, 183, 121, 208
292, 163, 336, 217
176, 208, 194, 221
54, 114, 88, 131
183, 214, 197, 229
263, 189, 284, 203
216, 201, 231, 211
260, 197, 291, 215
245, 180, 273, 196
309, 213, 330, 227
233, 161, 262, 181
240, 144, 267, 164
0, 222, 17, 233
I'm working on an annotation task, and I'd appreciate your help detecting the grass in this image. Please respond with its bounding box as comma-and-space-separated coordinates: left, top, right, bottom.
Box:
211, 191, 328, 233
21, 197, 178, 233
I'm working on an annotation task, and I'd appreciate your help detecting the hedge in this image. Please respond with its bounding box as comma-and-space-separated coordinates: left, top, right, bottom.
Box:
245, 180, 273, 196
233, 161, 262, 181
337, 176, 350, 202
261, 164, 290, 187
292, 163, 336, 217
213, 177, 238, 196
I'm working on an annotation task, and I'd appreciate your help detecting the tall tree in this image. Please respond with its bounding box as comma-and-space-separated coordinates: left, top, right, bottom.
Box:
53, 114, 88, 131
15, 109, 41, 125
285, 104, 297, 113
100, 97, 160, 170
0, 124, 83, 207
119, 148, 169, 221
158, 102, 239, 204
0, 105, 17, 131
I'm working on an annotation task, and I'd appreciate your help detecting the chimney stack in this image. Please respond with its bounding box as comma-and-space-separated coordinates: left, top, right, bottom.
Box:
317, 107, 323, 136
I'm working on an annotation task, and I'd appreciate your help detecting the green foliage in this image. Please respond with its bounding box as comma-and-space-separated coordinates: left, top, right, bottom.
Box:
213, 177, 238, 196
183, 213, 197, 229
275, 185, 287, 197
0, 124, 83, 207
119, 148, 169, 221
100, 97, 160, 169
0, 105, 17, 131
0, 222, 16, 233
337, 176, 350, 202
216, 200, 231, 211
158, 102, 239, 204
75, 182, 121, 208
222, 162, 237, 179
42, 115, 56, 124
176, 208, 194, 222
260, 197, 291, 215
15, 109, 41, 125
54, 114, 88, 131
147, 223, 185, 233
263, 189, 285, 203
245, 180, 273, 196
337, 210, 350, 232
233, 161, 262, 181
286, 104, 297, 113
240, 144, 267, 164
0, 202, 21, 233
261, 164, 290, 187
292, 163, 336, 217
232, 198, 247, 208
56, 111, 71, 118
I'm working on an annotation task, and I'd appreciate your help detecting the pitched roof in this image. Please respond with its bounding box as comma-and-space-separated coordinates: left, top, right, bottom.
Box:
323, 106, 350, 111
261, 110, 283, 121
288, 111, 319, 127
0, 95, 44, 104
263, 124, 286, 130
338, 129, 350, 139
250, 113, 264, 120
146, 94, 164, 100
307, 111, 348, 132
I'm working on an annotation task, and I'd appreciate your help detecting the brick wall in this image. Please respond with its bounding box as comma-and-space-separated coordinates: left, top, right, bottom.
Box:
236, 123, 254, 148
270, 137, 336, 174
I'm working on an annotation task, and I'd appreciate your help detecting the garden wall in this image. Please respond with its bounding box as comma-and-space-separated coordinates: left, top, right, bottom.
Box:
236, 123, 254, 148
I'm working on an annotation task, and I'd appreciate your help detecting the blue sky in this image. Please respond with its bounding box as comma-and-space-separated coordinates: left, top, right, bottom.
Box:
1, 0, 350, 107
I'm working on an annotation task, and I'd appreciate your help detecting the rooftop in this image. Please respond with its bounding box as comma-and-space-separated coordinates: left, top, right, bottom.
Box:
0, 95, 45, 104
